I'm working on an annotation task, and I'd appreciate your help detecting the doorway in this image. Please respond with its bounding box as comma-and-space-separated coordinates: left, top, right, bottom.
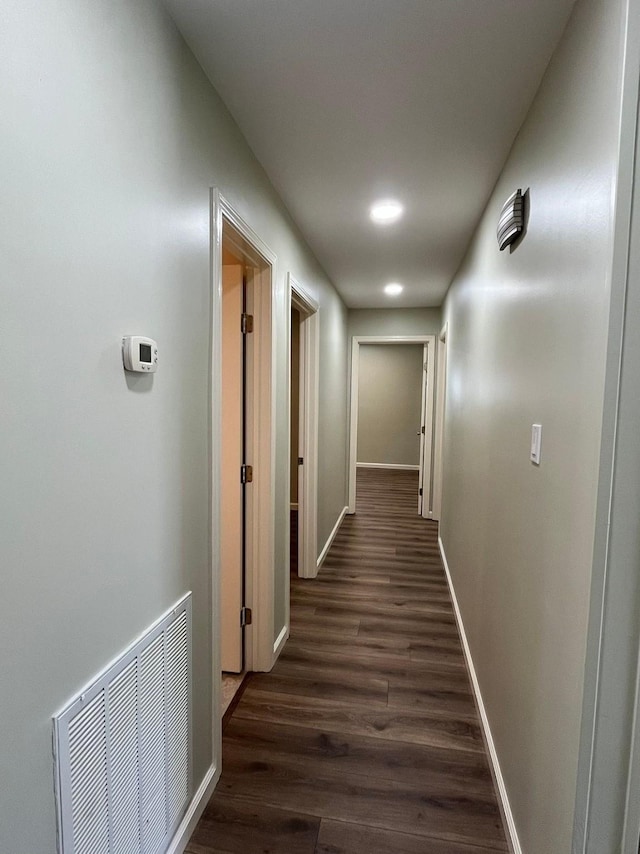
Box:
288, 275, 319, 580
220, 237, 249, 676
348, 336, 436, 516
211, 191, 277, 744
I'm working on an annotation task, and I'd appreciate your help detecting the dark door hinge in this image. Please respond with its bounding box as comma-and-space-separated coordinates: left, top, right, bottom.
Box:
421, 425, 425, 434
298, 457, 304, 466
240, 606, 252, 628
419, 488, 423, 496
241, 313, 254, 334
241, 464, 253, 484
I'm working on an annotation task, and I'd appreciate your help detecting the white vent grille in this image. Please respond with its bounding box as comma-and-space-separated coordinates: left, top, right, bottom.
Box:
53, 594, 192, 854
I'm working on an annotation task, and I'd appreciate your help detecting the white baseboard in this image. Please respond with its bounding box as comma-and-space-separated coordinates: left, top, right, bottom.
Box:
273, 623, 289, 661
356, 462, 420, 471
317, 506, 348, 569
438, 536, 522, 854
165, 762, 219, 854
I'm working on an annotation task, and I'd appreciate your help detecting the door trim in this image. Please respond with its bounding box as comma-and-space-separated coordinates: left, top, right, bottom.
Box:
288, 275, 319, 580
417, 341, 430, 517
348, 335, 436, 516
432, 322, 448, 522
572, 3, 640, 847
210, 191, 277, 732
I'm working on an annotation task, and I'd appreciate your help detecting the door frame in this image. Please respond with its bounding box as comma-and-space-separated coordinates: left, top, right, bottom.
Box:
432, 322, 448, 522
288, 274, 320, 580
348, 335, 436, 516
572, 3, 640, 847
210, 190, 277, 718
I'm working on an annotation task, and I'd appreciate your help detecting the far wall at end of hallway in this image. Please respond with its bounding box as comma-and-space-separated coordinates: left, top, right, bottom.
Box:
357, 343, 424, 467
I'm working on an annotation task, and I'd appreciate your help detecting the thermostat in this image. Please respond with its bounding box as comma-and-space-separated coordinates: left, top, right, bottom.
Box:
122, 336, 158, 373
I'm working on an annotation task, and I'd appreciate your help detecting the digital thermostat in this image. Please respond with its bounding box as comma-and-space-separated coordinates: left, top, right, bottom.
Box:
122, 336, 158, 373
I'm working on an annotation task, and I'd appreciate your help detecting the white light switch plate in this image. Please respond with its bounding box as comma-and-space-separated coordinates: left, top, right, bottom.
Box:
531, 424, 542, 464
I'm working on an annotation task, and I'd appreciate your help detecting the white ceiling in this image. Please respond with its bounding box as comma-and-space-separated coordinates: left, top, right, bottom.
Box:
165, 0, 575, 308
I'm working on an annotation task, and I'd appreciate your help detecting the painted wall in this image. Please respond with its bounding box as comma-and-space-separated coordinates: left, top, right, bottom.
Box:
357, 345, 424, 466
0, 1, 348, 851
440, 0, 626, 850
348, 307, 442, 338
317, 294, 350, 549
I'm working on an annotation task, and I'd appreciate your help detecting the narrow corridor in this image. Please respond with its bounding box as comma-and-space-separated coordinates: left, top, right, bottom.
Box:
187, 469, 507, 853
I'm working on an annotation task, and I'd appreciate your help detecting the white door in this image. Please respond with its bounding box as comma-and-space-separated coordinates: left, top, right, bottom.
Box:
220, 263, 243, 672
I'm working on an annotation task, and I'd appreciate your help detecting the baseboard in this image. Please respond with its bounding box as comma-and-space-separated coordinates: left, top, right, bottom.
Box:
165, 762, 219, 854
317, 506, 348, 569
356, 462, 420, 471
438, 536, 522, 854
273, 623, 289, 660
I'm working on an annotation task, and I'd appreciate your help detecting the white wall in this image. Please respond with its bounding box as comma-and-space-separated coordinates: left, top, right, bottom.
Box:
348, 307, 442, 338
440, 0, 627, 850
357, 345, 424, 466
317, 294, 350, 547
0, 1, 348, 850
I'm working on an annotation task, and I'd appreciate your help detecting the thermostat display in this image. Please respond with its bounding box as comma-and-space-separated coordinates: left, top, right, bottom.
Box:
122, 336, 158, 373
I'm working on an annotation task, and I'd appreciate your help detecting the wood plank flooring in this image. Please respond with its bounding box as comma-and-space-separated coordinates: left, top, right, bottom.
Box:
186, 468, 507, 854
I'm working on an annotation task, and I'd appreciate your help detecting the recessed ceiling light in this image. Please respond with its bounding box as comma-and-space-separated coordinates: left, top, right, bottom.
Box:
370, 199, 404, 225
384, 283, 403, 296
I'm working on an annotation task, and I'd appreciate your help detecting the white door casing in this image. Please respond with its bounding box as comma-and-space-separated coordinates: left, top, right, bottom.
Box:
210, 192, 278, 757
432, 323, 448, 522
288, 274, 319, 580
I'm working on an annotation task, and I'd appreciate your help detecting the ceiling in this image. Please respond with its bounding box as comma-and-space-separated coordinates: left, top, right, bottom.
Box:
165, 0, 575, 308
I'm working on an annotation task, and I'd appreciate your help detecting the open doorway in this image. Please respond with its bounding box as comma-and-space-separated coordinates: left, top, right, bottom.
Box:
211, 191, 277, 733
220, 242, 242, 679
348, 336, 436, 516
288, 275, 319, 580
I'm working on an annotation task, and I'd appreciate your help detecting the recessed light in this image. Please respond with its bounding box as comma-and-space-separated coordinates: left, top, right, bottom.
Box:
370, 199, 404, 225
384, 283, 403, 296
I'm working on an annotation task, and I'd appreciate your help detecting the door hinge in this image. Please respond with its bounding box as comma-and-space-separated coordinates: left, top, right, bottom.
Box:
241, 464, 253, 484
240, 606, 252, 627
298, 457, 304, 465
421, 425, 425, 434
241, 313, 254, 334
419, 488, 423, 496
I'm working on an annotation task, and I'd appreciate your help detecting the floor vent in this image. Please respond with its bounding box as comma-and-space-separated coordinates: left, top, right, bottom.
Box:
53, 594, 192, 854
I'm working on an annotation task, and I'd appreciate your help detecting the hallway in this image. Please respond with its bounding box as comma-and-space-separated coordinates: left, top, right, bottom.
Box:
187, 469, 507, 853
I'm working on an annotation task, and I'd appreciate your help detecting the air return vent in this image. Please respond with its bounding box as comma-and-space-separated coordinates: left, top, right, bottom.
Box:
53, 594, 192, 854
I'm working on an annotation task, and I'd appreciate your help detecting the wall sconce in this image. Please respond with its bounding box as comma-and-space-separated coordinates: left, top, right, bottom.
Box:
497, 189, 524, 251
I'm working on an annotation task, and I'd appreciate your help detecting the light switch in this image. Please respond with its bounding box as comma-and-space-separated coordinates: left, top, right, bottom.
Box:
531, 424, 542, 465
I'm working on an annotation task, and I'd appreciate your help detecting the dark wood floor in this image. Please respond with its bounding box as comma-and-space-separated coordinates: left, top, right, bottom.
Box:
187, 468, 507, 854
